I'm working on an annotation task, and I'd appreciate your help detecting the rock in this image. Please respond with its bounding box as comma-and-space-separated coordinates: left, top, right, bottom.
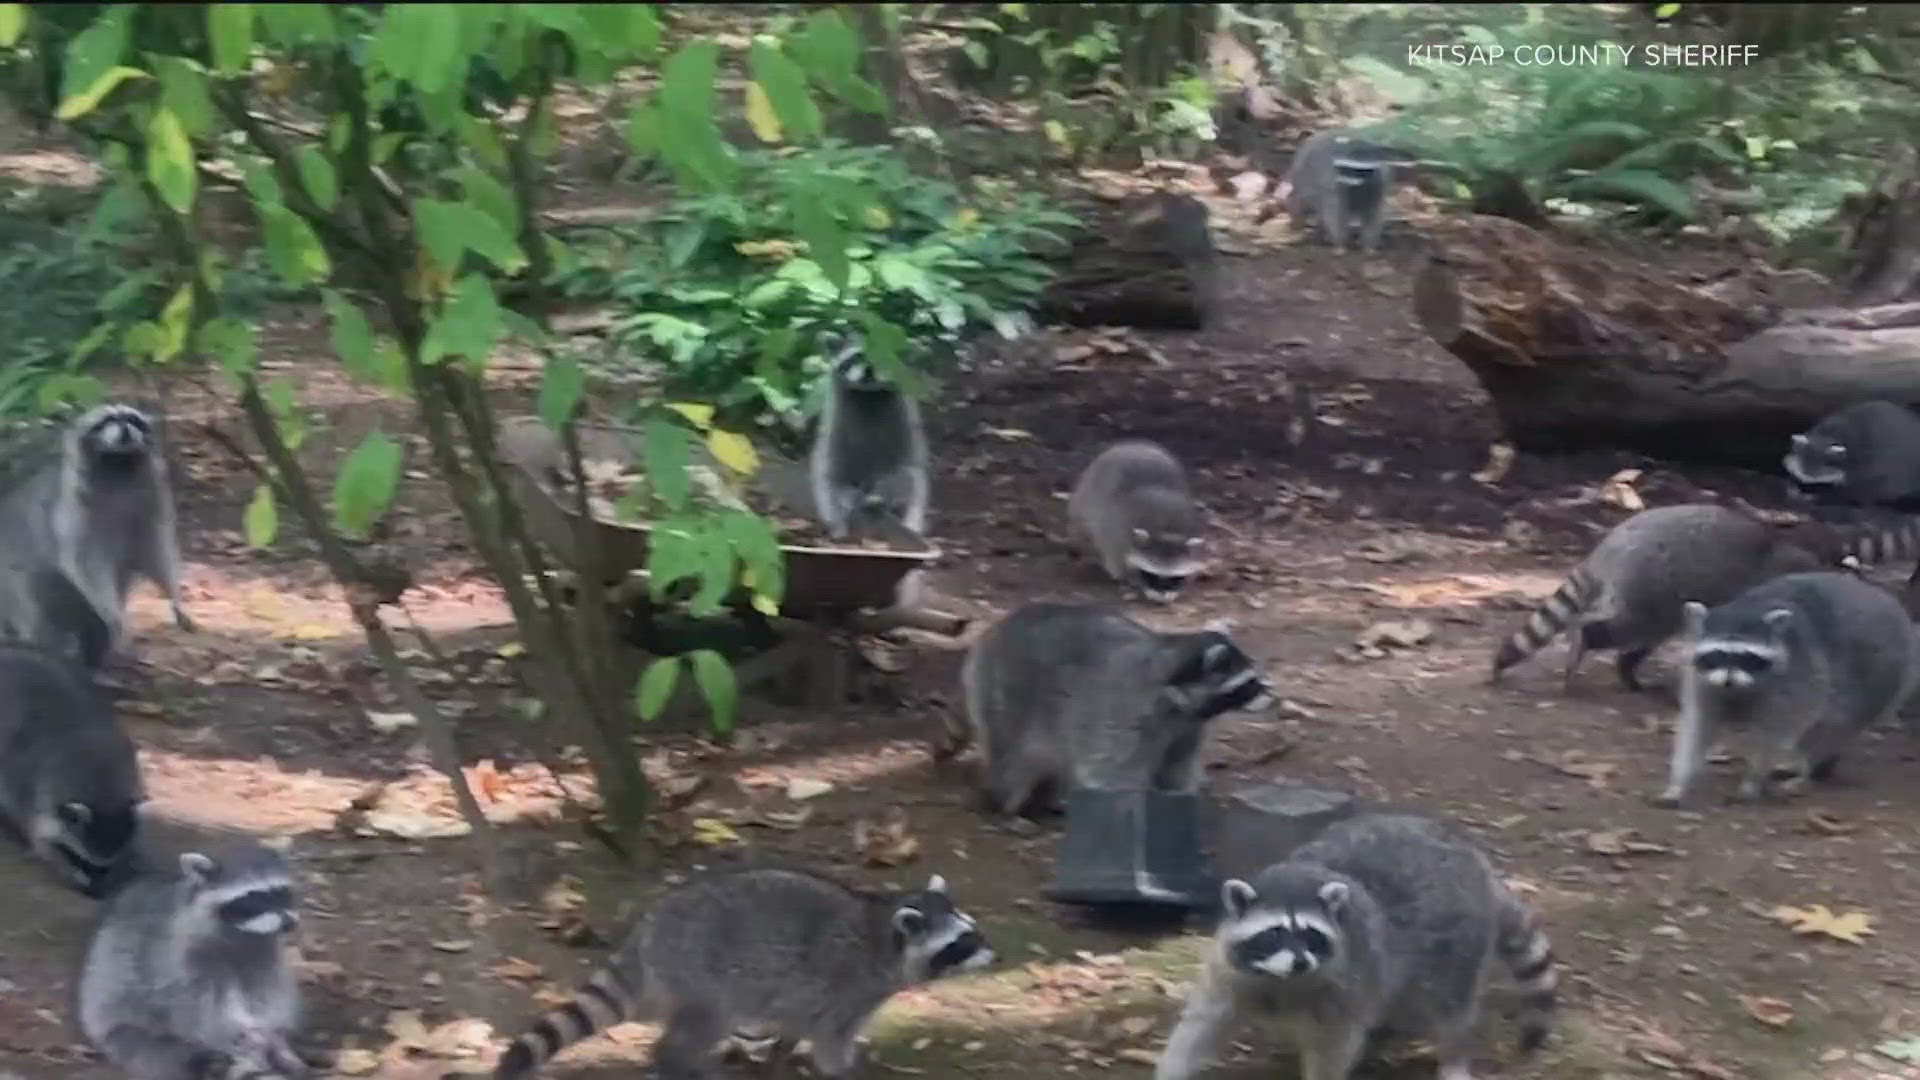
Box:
1205, 781, 1359, 884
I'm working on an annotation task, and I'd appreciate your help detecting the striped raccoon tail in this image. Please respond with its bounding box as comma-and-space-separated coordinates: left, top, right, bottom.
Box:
1489, 567, 1598, 683
1831, 513, 1920, 570
1496, 896, 1560, 1053
493, 960, 639, 1078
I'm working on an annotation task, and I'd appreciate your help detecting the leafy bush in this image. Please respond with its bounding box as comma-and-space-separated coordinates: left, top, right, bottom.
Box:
556, 142, 1076, 435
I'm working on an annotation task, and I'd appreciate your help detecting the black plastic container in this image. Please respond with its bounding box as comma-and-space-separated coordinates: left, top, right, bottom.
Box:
1041, 787, 1215, 908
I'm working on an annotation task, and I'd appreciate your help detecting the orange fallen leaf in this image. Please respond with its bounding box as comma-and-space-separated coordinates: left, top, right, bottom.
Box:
1739, 994, 1794, 1028
1769, 904, 1875, 944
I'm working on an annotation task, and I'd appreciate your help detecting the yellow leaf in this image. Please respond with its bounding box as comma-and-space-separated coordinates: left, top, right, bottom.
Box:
1769, 904, 1876, 944
744, 81, 784, 143
1739, 994, 1794, 1028
1042, 119, 1070, 149
664, 401, 714, 429
0, 4, 24, 48
495, 641, 526, 658
706, 428, 759, 476
287, 623, 334, 641
332, 1048, 380, 1075
863, 204, 892, 229
954, 206, 980, 229
57, 65, 151, 120
691, 817, 744, 846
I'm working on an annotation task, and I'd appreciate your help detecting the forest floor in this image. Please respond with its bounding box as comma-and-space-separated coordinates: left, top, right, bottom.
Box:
4, 156, 1920, 1080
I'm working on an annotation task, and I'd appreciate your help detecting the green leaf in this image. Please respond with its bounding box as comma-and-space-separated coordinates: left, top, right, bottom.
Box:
261, 205, 331, 285
123, 320, 162, 359
57, 65, 148, 120
294, 146, 338, 210
641, 418, 691, 511
790, 10, 886, 114
1558, 169, 1696, 220
323, 289, 374, 370
623, 101, 658, 161
455, 113, 507, 170
145, 107, 198, 214
58, 6, 134, 114
243, 482, 278, 547
425, 274, 504, 365
456, 164, 520, 236
791, 183, 850, 291
240, 156, 283, 206
0, 5, 23, 48
537, 353, 584, 429
657, 41, 734, 190
331, 430, 402, 540
413, 199, 527, 274
196, 316, 258, 375
208, 3, 254, 75
155, 284, 193, 362
749, 41, 821, 142
257, 3, 335, 46
719, 508, 783, 603
374, 3, 460, 94
154, 57, 216, 136
96, 268, 158, 314
633, 656, 682, 721
687, 649, 738, 733
1654, 2, 1680, 18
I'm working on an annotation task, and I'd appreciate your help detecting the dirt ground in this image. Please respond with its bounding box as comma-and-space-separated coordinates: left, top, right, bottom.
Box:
4, 181, 1920, 1080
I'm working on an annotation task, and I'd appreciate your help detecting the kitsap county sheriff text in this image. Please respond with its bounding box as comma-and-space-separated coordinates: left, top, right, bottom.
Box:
1408, 43, 1759, 67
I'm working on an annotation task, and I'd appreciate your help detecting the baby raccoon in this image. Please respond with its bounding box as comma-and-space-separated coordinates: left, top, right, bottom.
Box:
1157, 814, 1558, 1080
493, 867, 991, 1079
955, 602, 1274, 818
1069, 440, 1205, 603
0, 643, 143, 896
1783, 400, 1920, 510
1490, 503, 1823, 691
1658, 570, 1918, 807
79, 843, 306, 1080
1282, 128, 1402, 255
808, 345, 929, 541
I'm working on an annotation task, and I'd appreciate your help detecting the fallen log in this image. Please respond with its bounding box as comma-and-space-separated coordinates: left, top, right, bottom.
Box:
1412, 214, 1920, 470
1036, 192, 1219, 331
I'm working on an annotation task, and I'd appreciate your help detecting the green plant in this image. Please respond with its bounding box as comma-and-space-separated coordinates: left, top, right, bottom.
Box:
558, 142, 1075, 436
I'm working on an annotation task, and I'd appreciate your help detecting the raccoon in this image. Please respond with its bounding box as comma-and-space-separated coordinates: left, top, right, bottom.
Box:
1783, 400, 1920, 511
955, 603, 1274, 818
808, 345, 929, 542
1657, 570, 1918, 807
492, 868, 992, 1079
0, 403, 193, 652
1069, 440, 1205, 603
78, 843, 306, 1080
1489, 504, 1824, 692
0, 558, 115, 670
0, 643, 143, 896
1282, 128, 1402, 255
1156, 814, 1558, 1080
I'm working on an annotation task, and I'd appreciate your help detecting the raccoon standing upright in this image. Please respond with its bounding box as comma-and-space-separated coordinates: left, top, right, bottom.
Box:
0, 403, 193, 649
1156, 814, 1558, 1080
492, 868, 992, 1079
808, 345, 929, 541
78, 843, 307, 1080
1658, 570, 1918, 807
1069, 440, 1206, 603
1282, 128, 1400, 255
0, 636, 143, 896
1489, 503, 1823, 691
955, 602, 1273, 817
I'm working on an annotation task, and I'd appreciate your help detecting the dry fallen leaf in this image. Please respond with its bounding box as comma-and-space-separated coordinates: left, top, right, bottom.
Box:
490, 957, 544, 983
1599, 468, 1646, 510
853, 805, 922, 867
785, 777, 834, 801
1546, 753, 1619, 789
691, 818, 745, 847
1739, 994, 1794, 1028
1584, 830, 1673, 857
1802, 809, 1861, 836
1769, 904, 1876, 944
365, 710, 417, 734
1353, 619, 1435, 651
1471, 442, 1516, 485
430, 939, 474, 954
331, 1047, 381, 1075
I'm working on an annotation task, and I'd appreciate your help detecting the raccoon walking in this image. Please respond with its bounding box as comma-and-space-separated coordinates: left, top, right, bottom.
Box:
1068, 440, 1206, 603
1281, 128, 1402, 255
0, 403, 193, 651
493, 868, 991, 1079
1657, 570, 1918, 807
78, 843, 307, 1080
0, 640, 143, 896
1489, 504, 1822, 691
808, 345, 929, 541
955, 602, 1273, 817
1156, 814, 1558, 1080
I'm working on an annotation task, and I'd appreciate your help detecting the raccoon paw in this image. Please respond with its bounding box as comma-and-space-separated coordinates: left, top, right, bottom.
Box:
1649, 789, 1687, 810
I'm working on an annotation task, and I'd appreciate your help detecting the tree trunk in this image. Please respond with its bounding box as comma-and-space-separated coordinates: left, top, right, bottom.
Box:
1035, 192, 1219, 331
1837, 157, 1920, 306
1413, 214, 1920, 470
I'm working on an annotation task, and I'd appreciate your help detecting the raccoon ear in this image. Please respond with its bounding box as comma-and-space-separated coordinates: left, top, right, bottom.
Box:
1221, 879, 1257, 919
1132, 527, 1149, 542
1317, 881, 1350, 912
57, 802, 92, 828
926, 874, 949, 894
892, 907, 928, 937
178, 852, 214, 882
1681, 601, 1709, 637
1790, 433, 1808, 448
1831, 444, 1849, 458
1186, 536, 1204, 549
1763, 607, 1795, 633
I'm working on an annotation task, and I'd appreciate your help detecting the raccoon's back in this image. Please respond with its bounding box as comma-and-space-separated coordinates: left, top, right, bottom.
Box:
1286, 815, 1501, 936
824, 394, 922, 486
1069, 443, 1194, 531
0, 648, 131, 798
1588, 505, 1783, 618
